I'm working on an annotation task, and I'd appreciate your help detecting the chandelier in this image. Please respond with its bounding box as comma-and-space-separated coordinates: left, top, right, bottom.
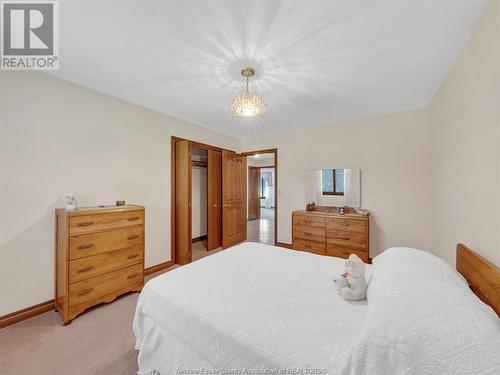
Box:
231, 67, 265, 118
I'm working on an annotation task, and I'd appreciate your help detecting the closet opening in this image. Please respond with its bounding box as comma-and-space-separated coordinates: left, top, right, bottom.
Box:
191, 147, 209, 260
171, 137, 247, 265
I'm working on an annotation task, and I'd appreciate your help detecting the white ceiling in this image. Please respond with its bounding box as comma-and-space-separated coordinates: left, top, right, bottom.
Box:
50, 0, 486, 139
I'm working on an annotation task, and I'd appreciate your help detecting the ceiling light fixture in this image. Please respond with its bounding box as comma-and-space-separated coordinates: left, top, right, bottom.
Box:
231, 67, 265, 118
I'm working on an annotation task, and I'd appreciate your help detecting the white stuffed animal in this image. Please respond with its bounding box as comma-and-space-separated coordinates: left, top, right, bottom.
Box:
333, 254, 367, 301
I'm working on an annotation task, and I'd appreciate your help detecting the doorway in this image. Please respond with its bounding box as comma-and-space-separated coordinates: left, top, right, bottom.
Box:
243, 149, 277, 246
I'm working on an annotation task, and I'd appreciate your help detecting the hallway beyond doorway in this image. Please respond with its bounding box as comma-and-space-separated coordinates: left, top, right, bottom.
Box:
248, 208, 274, 245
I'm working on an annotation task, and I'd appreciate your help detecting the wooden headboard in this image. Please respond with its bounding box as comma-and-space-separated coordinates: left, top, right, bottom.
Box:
456, 244, 500, 316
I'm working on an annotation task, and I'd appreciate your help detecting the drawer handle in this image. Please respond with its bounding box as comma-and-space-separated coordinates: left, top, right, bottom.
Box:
304, 220, 312, 224
77, 222, 93, 227
76, 288, 93, 296
127, 216, 139, 221
305, 243, 312, 248
77, 266, 93, 273
304, 231, 313, 236
77, 244, 94, 250
127, 273, 139, 279
127, 254, 139, 259
340, 223, 350, 227
127, 234, 139, 240
340, 237, 350, 241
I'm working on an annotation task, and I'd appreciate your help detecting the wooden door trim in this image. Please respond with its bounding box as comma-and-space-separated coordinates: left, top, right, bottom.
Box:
242, 148, 278, 246
172, 136, 235, 153
171, 136, 229, 264
170, 137, 176, 264
207, 149, 222, 250
241, 149, 277, 156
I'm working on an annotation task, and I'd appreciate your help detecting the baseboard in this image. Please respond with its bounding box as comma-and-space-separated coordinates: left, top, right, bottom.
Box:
276, 242, 292, 249
144, 260, 174, 275
0, 300, 55, 329
192, 235, 207, 243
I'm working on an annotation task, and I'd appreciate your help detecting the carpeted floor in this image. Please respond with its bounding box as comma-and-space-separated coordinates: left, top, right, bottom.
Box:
0, 245, 222, 375
0, 284, 143, 374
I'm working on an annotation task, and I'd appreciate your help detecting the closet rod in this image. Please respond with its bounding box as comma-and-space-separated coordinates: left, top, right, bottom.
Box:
192, 160, 207, 168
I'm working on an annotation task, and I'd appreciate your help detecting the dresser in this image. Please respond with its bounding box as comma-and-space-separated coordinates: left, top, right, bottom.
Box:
292, 210, 369, 262
55, 205, 145, 324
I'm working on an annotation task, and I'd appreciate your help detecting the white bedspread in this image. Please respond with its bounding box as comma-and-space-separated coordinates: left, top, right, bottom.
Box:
133, 242, 370, 374
340, 248, 500, 375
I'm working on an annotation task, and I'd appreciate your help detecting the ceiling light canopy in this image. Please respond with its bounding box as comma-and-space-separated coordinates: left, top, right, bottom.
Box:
231, 67, 265, 118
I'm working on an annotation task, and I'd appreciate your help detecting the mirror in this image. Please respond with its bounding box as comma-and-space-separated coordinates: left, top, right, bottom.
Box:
305, 168, 361, 208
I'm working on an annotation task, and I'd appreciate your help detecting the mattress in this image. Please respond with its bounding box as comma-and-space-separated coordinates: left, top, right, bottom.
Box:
133, 242, 371, 374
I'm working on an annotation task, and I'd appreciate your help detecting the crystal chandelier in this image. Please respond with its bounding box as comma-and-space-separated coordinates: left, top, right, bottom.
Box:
231, 67, 265, 118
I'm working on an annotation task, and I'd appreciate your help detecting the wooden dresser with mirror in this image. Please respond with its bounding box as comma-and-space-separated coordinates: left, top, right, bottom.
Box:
55, 205, 145, 324
295, 167, 369, 261
292, 209, 369, 262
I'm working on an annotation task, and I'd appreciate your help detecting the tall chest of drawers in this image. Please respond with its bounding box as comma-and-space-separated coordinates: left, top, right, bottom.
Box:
55, 205, 145, 324
292, 210, 369, 262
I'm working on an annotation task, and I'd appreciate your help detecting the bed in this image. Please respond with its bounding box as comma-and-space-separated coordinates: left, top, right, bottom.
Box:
133, 242, 500, 375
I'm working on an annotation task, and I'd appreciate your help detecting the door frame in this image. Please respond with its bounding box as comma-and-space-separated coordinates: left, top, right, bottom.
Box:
241, 148, 278, 246
171, 136, 235, 264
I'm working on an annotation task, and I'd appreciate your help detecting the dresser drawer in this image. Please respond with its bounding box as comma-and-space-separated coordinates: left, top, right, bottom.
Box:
327, 231, 367, 249
69, 263, 143, 316
326, 217, 366, 233
69, 245, 143, 283
69, 226, 144, 260
69, 210, 144, 235
326, 245, 368, 262
292, 214, 325, 228
292, 225, 325, 242
293, 238, 325, 255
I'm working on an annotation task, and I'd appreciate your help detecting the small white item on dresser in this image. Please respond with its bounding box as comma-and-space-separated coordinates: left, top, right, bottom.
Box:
64, 193, 77, 210
355, 208, 370, 216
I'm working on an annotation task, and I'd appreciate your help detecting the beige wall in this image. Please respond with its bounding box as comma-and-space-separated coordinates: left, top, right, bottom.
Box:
429, 0, 500, 266
0, 71, 240, 316
242, 108, 432, 255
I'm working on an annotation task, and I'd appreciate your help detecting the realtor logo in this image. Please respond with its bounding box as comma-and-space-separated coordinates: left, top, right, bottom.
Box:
1, 1, 59, 70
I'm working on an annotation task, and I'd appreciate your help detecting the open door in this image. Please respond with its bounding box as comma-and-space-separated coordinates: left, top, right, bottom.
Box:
174, 139, 191, 264
207, 150, 222, 250
248, 166, 260, 220
222, 150, 247, 248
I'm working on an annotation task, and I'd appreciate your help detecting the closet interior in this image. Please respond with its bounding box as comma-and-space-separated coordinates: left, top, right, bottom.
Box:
191, 147, 208, 249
